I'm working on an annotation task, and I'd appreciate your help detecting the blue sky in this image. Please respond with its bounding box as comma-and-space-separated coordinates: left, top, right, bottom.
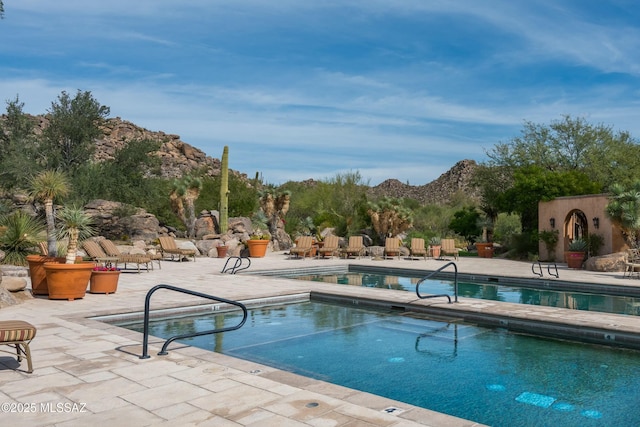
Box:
1, 1, 639, 185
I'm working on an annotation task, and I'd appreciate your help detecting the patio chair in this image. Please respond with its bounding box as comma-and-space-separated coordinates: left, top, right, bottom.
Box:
100, 239, 152, 272
37, 241, 48, 256
82, 240, 119, 267
624, 249, 640, 279
317, 235, 340, 259
384, 237, 401, 259
0, 320, 37, 373
290, 236, 314, 259
410, 238, 427, 260
158, 236, 197, 262
441, 238, 459, 260
344, 236, 365, 259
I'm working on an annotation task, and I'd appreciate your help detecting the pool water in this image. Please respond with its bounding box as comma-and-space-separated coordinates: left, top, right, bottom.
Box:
293, 272, 640, 316
119, 301, 640, 427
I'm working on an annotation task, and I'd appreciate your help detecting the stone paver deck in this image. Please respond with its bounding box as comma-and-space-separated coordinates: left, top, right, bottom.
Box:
0, 253, 637, 426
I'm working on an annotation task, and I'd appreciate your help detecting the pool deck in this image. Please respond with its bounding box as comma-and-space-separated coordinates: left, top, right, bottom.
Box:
1, 253, 638, 427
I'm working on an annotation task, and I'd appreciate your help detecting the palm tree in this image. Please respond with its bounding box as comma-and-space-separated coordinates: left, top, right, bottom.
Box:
55, 206, 95, 264
29, 170, 70, 257
605, 181, 640, 248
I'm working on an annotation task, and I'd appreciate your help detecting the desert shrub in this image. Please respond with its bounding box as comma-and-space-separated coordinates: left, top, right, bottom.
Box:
0, 210, 45, 265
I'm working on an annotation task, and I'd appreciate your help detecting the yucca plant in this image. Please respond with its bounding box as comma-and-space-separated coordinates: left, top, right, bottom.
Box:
55, 205, 96, 264
0, 210, 45, 266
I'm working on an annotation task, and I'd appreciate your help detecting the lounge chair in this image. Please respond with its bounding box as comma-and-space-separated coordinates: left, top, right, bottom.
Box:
317, 235, 340, 259
624, 249, 640, 279
158, 236, 197, 262
100, 239, 152, 272
384, 237, 401, 259
83, 240, 120, 267
344, 236, 365, 259
37, 241, 48, 256
410, 238, 427, 260
0, 320, 37, 373
441, 238, 459, 260
290, 236, 314, 259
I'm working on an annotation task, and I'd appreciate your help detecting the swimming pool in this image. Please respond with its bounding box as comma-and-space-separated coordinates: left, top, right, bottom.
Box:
116, 300, 640, 427
283, 268, 640, 316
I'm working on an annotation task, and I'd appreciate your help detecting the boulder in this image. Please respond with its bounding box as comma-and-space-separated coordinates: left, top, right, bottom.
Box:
1, 276, 27, 292
584, 252, 627, 272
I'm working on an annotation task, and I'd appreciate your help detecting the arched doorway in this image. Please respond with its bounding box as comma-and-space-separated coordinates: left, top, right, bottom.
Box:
564, 209, 588, 249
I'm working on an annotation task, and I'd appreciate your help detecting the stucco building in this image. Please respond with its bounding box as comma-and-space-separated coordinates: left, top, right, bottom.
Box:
538, 194, 626, 262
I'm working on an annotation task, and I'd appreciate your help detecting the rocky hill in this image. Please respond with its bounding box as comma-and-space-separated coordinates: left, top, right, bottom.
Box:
13, 115, 480, 204
368, 159, 480, 204
26, 115, 234, 179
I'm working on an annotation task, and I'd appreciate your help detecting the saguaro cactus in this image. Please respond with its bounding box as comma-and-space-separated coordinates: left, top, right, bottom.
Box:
219, 146, 229, 233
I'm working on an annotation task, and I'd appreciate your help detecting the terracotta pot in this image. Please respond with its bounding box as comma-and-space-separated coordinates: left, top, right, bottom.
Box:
43, 261, 95, 301
247, 240, 269, 257
26, 255, 66, 296
217, 246, 228, 258
430, 245, 441, 259
566, 251, 585, 269
476, 242, 494, 258
89, 270, 120, 294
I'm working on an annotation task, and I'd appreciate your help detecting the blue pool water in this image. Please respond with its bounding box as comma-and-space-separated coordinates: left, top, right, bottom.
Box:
292, 272, 640, 316
119, 301, 640, 426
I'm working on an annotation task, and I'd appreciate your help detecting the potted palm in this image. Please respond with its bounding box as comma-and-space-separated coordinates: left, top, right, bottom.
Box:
26, 170, 71, 295
429, 236, 442, 259
475, 237, 494, 258
43, 206, 96, 300
566, 238, 587, 269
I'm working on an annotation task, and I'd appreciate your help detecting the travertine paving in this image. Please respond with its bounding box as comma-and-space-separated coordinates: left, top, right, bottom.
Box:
0, 252, 634, 426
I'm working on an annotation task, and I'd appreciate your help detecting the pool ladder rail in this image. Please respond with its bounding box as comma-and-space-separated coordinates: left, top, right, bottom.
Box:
532, 261, 559, 278
139, 284, 248, 359
221, 256, 251, 274
416, 261, 458, 303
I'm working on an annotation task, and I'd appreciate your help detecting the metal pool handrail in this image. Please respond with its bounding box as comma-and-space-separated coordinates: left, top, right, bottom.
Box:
140, 284, 248, 359
221, 256, 251, 274
416, 261, 458, 303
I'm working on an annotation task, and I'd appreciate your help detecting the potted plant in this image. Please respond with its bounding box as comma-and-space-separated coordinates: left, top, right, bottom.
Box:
217, 242, 228, 258
566, 238, 587, 269
428, 237, 442, 258
26, 170, 71, 295
89, 265, 120, 294
247, 234, 270, 258
43, 205, 96, 300
475, 237, 494, 258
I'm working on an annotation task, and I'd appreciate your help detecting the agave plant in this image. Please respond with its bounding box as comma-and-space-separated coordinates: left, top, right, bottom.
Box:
0, 210, 45, 266
54, 205, 96, 264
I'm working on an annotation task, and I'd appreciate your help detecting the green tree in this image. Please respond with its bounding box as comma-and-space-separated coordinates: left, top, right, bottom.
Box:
0, 96, 41, 189
29, 170, 71, 257
169, 176, 202, 237
486, 115, 640, 190
499, 166, 601, 232
41, 90, 110, 175
605, 181, 640, 248
449, 206, 481, 242
55, 205, 96, 264
367, 197, 413, 244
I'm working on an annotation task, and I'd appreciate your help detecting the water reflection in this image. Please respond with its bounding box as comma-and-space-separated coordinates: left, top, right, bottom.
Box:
295, 273, 640, 316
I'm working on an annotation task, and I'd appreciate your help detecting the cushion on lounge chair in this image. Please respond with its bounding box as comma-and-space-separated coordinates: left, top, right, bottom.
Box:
158, 236, 197, 262
410, 238, 427, 260
100, 239, 152, 272
344, 236, 365, 258
290, 236, 314, 258
384, 237, 401, 259
318, 235, 340, 259
0, 320, 36, 373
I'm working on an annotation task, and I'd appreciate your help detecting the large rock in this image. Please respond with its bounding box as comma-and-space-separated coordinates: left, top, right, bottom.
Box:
584, 252, 627, 272
1, 276, 27, 292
